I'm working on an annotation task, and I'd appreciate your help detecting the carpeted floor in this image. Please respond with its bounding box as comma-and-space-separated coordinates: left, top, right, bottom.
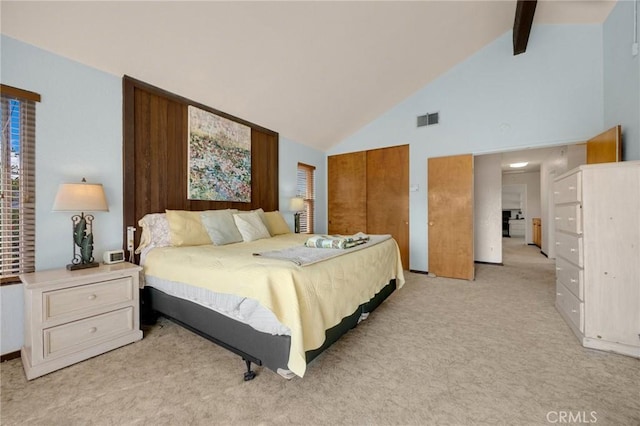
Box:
1, 238, 638, 425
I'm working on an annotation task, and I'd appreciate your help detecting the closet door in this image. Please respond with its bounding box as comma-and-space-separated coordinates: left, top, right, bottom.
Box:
328, 152, 367, 234
367, 145, 409, 270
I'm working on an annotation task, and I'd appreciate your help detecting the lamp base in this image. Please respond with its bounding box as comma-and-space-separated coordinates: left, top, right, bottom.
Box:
66, 262, 99, 271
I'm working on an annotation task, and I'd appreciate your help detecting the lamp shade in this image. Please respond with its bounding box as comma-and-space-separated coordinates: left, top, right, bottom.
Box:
289, 197, 304, 212
52, 182, 109, 212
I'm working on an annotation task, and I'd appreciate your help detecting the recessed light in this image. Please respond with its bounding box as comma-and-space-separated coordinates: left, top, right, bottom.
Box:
509, 162, 528, 168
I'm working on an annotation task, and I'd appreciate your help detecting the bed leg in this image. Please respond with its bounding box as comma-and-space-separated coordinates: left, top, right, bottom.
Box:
243, 359, 256, 381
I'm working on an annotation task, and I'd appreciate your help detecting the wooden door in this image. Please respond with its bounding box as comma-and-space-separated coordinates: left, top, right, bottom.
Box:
367, 145, 409, 270
428, 154, 474, 280
586, 125, 621, 164
328, 152, 367, 234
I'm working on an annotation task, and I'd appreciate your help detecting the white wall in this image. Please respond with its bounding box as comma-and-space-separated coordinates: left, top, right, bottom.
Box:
503, 171, 541, 245
603, 0, 640, 161
474, 154, 502, 263
0, 36, 325, 355
329, 25, 604, 271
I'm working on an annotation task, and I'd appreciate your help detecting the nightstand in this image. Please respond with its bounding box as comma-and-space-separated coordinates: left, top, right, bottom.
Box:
20, 262, 143, 380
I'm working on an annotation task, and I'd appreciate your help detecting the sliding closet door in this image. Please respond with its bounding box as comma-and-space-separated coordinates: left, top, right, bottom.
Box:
367, 145, 409, 270
328, 152, 367, 234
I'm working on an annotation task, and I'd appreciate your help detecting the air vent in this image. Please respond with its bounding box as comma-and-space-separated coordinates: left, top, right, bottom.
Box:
417, 112, 439, 127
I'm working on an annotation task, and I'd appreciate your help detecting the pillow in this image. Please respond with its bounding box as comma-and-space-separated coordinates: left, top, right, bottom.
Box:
263, 211, 291, 236
200, 209, 243, 245
166, 210, 212, 247
233, 211, 271, 242
135, 213, 171, 253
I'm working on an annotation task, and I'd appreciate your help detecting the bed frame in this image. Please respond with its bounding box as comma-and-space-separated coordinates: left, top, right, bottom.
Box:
141, 279, 397, 380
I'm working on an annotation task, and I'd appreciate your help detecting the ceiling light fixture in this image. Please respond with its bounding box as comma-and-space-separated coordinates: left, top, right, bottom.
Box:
509, 162, 529, 168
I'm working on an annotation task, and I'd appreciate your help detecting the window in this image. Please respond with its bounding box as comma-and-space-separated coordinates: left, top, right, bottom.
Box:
1, 85, 40, 283
296, 162, 315, 234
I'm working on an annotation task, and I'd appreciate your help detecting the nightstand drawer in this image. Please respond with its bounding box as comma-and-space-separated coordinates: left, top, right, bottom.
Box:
43, 307, 134, 358
556, 257, 583, 300
44, 277, 134, 321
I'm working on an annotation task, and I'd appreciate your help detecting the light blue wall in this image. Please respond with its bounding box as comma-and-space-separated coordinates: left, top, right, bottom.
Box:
2, 35, 124, 272
279, 136, 327, 234
1, 35, 123, 354
603, 0, 640, 161
328, 25, 604, 272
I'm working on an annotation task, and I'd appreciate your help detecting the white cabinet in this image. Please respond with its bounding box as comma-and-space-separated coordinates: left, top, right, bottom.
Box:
21, 262, 143, 380
508, 219, 525, 237
553, 161, 640, 358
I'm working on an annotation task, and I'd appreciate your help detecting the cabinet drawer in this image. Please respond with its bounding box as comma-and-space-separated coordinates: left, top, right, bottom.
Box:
555, 204, 582, 234
43, 307, 134, 358
555, 257, 583, 300
554, 172, 581, 204
555, 232, 583, 267
44, 277, 134, 321
556, 282, 584, 333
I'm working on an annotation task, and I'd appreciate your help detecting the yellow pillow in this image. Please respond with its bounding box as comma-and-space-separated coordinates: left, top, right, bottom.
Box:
263, 211, 292, 235
166, 210, 212, 246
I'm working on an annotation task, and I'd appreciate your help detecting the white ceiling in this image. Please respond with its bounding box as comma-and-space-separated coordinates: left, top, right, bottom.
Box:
0, 1, 616, 152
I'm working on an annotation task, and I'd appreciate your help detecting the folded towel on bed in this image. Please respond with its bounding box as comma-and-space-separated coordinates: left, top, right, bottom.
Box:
305, 232, 370, 249
254, 234, 388, 266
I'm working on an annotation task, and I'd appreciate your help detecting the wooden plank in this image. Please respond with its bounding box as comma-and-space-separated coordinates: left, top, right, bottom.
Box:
328, 152, 367, 234
586, 125, 621, 164
513, 0, 537, 55
366, 145, 410, 270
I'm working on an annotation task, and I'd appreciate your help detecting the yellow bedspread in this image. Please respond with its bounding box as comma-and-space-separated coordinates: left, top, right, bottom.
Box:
143, 233, 405, 377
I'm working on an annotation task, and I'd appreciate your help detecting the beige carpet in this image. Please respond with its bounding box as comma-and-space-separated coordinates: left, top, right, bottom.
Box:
2, 238, 639, 425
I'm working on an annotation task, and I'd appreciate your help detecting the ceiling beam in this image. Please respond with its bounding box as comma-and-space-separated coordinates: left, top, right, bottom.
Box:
513, 0, 537, 55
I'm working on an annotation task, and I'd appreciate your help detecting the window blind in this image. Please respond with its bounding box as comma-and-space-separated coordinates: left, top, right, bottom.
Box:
296, 162, 315, 234
1, 85, 39, 283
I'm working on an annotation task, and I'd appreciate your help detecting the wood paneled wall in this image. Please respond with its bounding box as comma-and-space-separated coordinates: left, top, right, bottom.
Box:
122, 76, 279, 251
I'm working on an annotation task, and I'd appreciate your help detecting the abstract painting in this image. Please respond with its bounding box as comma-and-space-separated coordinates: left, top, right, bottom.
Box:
187, 105, 251, 202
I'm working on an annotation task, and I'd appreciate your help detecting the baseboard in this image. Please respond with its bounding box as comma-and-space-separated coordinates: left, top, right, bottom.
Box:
409, 269, 429, 275
1, 350, 20, 362
474, 261, 504, 266
540, 250, 548, 258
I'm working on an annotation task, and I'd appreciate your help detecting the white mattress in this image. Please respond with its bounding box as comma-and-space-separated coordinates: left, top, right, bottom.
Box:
144, 274, 291, 336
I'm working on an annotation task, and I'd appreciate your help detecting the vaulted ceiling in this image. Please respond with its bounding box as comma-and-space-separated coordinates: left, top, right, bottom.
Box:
1, 1, 616, 151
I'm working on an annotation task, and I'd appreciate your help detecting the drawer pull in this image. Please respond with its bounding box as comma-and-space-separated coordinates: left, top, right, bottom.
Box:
89, 327, 97, 334
570, 278, 577, 283
87, 294, 97, 301
571, 309, 577, 313
568, 217, 574, 221
556, 267, 561, 271
555, 217, 561, 221
569, 186, 575, 190
557, 292, 562, 296
570, 248, 576, 252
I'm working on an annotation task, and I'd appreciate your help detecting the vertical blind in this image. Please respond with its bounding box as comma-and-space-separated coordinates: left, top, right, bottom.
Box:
296, 162, 316, 234
1, 85, 39, 282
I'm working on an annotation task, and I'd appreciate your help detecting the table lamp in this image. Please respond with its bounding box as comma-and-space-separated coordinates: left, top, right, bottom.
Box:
52, 178, 109, 270
290, 197, 305, 233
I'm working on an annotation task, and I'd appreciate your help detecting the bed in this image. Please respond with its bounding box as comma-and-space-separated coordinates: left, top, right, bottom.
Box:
136, 209, 405, 380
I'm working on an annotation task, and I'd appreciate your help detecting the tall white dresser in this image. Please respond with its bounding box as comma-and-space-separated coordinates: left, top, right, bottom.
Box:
554, 161, 640, 358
